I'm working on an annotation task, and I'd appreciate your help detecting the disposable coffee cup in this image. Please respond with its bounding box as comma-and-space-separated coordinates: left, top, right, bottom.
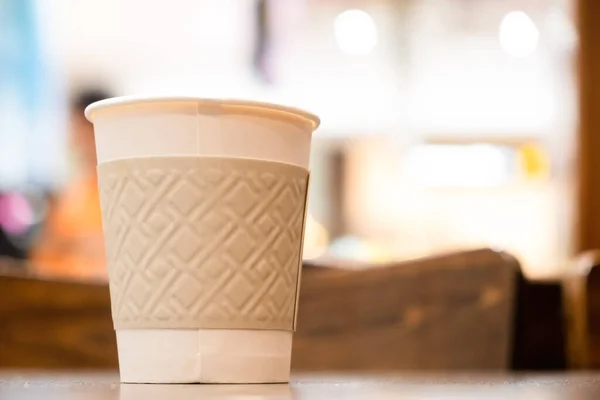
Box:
85, 96, 319, 383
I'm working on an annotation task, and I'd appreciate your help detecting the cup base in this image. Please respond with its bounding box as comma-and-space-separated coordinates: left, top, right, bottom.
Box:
116, 329, 292, 383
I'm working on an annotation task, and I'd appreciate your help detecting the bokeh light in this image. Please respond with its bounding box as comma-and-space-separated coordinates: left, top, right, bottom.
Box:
334, 9, 378, 56
498, 11, 539, 58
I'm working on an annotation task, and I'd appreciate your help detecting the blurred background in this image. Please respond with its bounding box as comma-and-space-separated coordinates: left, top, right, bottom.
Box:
0, 0, 579, 279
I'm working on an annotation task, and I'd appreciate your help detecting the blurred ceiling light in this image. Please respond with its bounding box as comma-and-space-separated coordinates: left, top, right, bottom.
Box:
334, 9, 378, 56
498, 11, 539, 58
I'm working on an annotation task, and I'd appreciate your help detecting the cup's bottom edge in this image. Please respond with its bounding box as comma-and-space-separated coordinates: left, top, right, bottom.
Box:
116, 329, 292, 385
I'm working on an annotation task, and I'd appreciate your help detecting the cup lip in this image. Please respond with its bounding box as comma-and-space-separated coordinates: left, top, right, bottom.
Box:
84, 95, 320, 129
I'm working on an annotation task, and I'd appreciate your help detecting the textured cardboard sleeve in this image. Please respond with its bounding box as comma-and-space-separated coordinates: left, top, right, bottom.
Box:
97, 156, 309, 330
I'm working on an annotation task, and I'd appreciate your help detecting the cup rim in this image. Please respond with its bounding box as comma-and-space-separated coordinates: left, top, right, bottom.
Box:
84, 95, 320, 129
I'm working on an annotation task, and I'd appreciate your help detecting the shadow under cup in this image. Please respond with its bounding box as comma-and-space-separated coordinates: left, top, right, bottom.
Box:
86, 97, 319, 383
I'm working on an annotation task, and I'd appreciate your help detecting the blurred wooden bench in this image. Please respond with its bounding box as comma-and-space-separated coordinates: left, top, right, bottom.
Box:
294, 248, 565, 371
0, 265, 117, 369
0, 249, 566, 371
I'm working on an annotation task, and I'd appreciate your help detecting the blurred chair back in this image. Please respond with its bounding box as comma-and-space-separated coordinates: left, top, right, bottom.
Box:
293, 249, 519, 371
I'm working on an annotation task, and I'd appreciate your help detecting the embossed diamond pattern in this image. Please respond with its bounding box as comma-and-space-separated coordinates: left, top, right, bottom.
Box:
98, 157, 308, 330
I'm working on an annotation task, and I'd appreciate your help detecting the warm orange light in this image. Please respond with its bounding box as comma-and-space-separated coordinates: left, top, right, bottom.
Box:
303, 214, 330, 260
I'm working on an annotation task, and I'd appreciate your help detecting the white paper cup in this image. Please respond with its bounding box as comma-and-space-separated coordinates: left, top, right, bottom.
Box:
86, 96, 319, 383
